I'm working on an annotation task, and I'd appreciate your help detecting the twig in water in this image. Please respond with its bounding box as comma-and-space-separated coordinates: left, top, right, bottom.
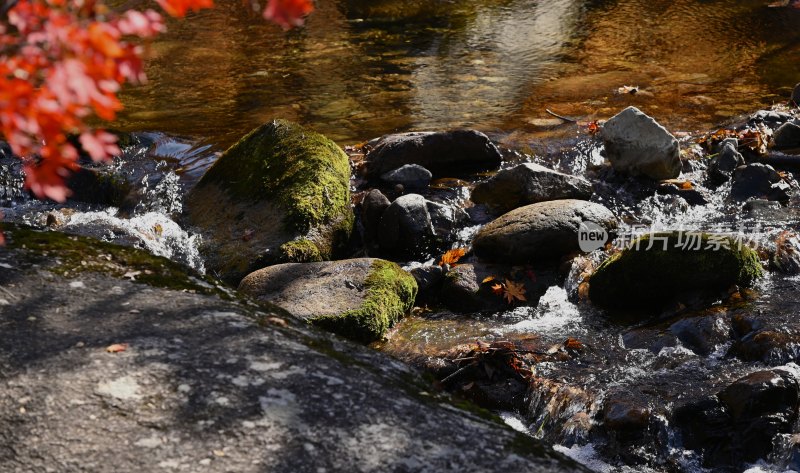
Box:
545, 109, 578, 123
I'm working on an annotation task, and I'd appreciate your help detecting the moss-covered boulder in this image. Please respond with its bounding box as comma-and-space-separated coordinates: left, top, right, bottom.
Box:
186, 120, 353, 285
589, 232, 763, 310
238, 258, 417, 343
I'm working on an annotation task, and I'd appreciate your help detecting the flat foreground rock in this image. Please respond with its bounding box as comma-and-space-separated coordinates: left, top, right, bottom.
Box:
0, 227, 584, 473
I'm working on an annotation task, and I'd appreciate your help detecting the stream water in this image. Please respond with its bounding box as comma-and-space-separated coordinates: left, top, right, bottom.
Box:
4, 0, 800, 471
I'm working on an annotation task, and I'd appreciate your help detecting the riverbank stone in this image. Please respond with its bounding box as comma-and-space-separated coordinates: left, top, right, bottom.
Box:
185, 120, 353, 285
472, 200, 617, 264
239, 258, 417, 343
602, 106, 682, 180
364, 130, 502, 178
380, 164, 432, 189
731, 163, 790, 202
588, 231, 762, 310
471, 163, 593, 214
707, 140, 745, 185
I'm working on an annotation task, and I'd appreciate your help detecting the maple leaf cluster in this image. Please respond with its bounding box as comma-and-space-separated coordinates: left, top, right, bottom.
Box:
0, 0, 313, 202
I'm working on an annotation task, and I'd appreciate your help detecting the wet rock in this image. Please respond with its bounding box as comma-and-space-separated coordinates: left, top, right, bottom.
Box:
731, 163, 789, 201
793, 83, 800, 104
473, 200, 617, 264
439, 263, 555, 313
186, 120, 353, 285
0, 140, 12, 159
602, 398, 650, 432
669, 315, 731, 356
364, 130, 502, 178
773, 231, 800, 274
707, 141, 745, 185
589, 232, 762, 310
409, 264, 445, 299
0, 226, 582, 473
67, 165, 132, 207
239, 258, 417, 343
730, 330, 800, 365
655, 182, 709, 206
428, 199, 469, 239
772, 120, 800, 150
377, 194, 434, 259
471, 163, 593, 215
380, 164, 432, 189
749, 110, 795, 129
674, 368, 800, 470
743, 199, 783, 217
621, 328, 678, 353
360, 189, 390, 248
602, 106, 682, 180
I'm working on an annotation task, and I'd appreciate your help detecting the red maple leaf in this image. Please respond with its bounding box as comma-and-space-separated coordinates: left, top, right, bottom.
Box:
264, 0, 314, 29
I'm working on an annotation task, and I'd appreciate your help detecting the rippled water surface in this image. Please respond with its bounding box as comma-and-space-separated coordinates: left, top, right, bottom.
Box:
115, 0, 800, 160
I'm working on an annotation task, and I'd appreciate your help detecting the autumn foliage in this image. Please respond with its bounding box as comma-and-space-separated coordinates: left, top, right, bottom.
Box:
0, 0, 313, 204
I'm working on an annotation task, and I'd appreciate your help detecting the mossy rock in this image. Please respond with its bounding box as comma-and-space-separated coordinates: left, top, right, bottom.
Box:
589, 232, 763, 310
238, 258, 418, 343
186, 120, 353, 285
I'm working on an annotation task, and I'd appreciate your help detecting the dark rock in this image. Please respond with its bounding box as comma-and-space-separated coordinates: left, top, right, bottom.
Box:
186, 120, 353, 285
707, 141, 745, 185
773, 120, 800, 150
360, 189, 390, 247
365, 130, 502, 178
409, 265, 445, 298
471, 163, 593, 215
473, 200, 617, 264
621, 329, 678, 353
67, 165, 132, 207
380, 164, 432, 189
793, 83, 800, 104
602, 398, 650, 432
239, 258, 416, 344
674, 368, 800, 470
731, 163, 788, 202
589, 232, 762, 310
748, 110, 795, 129
669, 315, 731, 356
730, 330, 800, 365
602, 106, 682, 180
656, 183, 710, 206
743, 199, 783, 217
0, 140, 12, 159
0, 226, 585, 473
377, 194, 435, 259
439, 263, 556, 313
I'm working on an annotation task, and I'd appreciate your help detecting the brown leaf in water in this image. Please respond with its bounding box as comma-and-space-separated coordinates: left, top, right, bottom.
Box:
503, 279, 527, 304
439, 248, 467, 266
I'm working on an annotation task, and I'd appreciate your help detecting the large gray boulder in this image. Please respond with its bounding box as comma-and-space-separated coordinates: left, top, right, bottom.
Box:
239, 258, 417, 344
185, 120, 353, 285
602, 106, 682, 180
472, 199, 617, 264
0, 225, 586, 473
471, 163, 593, 214
365, 130, 502, 178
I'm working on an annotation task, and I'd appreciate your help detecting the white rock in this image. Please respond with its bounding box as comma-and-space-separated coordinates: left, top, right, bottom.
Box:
602, 106, 681, 180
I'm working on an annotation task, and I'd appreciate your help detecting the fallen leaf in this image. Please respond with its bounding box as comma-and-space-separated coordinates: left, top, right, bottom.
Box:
481, 275, 497, 284
586, 120, 600, 135
106, 343, 128, 353
616, 85, 639, 95
564, 338, 584, 350
264, 316, 288, 328
503, 279, 527, 304
491, 283, 504, 296
439, 248, 467, 266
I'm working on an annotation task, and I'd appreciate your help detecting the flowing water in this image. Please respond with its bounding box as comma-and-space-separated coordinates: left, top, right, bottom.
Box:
4, 0, 800, 471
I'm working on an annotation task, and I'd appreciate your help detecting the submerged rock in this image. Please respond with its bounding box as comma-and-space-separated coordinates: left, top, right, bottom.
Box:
380, 164, 432, 189
601, 106, 682, 180
588, 232, 762, 310
185, 120, 353, 285
669, 315, 731, 356
471, 163, 593, 214
472, 200, 617, 264
772, 120, 800, 150
239, 258, 417, 343
731, 163, 790, 202
364, 130, 502, 178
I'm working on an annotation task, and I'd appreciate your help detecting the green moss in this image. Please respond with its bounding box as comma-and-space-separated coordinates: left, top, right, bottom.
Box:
4, 224, 227, 297
589, 232, 763, 310
279, 239, 323, 263
312, 260, 418, 344
197, 119, 352, 234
